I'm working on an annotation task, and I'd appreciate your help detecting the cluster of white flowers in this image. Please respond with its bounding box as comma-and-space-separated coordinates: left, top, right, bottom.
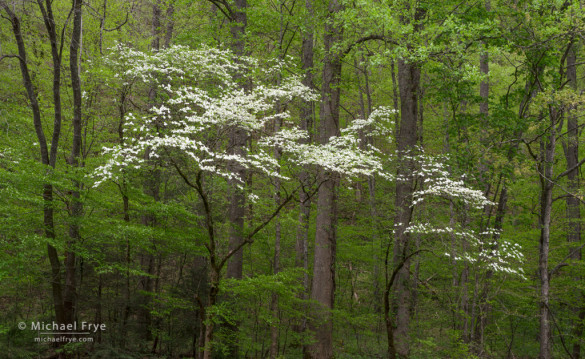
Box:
340, 106, 394, 138
446, 237, 526, 279
413, 176, 493, 209
93, 45, 392, 188
406, 222, 525, 278
399, 151, 524, 279
258, 107, 394, 179
406, 152, 494, 209
0, 148, 19, 164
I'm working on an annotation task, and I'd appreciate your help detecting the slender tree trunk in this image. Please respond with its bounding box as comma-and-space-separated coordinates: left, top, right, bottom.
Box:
355, 56, 381, 312
385, 292, 397, 359
1, 4, 68, 350
152, 1, 161, 50
270, 44, 284, 355
307, 0, 342, 357
136, 6, 166, 343
65, 0, 84, 330
269, 201, 281, 359
565, 40, 583, 359
538, 117, 556, 359
471, 11, 492, 347
37, 0, 62, 168
116, 89, 132, 346
203, 269, 220, 359
294, 0, 314, 351
42, 0, 66, 327
164, 0, 174, 48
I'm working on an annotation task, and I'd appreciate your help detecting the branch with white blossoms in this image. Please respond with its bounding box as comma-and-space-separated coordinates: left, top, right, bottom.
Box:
258, 106, 395, 180
92, 45, 391, 190
405, 222, 526, 279
398, 152, 521, 278
407, 152, 494, 209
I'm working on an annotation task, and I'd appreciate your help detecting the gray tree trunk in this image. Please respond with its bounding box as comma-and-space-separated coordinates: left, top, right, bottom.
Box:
538, 128, 554, 359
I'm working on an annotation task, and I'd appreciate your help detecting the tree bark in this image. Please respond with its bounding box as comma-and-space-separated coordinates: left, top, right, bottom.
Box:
65, 0, 84, 329
225, 1, 248, 356
390, 5, 425, 356
392, 56, 420, 359
533, 58, 556, 356
1, 2, 69, 348
270, 33, 284, 353
538, 127, 554, 359
565, 40, 583, 359
295, 0, 314, 351
226, 0, 248, 281
37, 0, 67, 329
307, 0, 342, 357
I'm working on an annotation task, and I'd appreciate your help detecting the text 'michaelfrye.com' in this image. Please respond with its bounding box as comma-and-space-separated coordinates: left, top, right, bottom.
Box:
18, 321, 106, 343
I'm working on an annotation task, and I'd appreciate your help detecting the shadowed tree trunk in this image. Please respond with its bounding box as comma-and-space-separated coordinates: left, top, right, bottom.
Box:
392, 56, 420, 359
307, 0, 342, 357
270, 4, 288, 356
136, 4, 167, 342
226, 0, 248, 280
0, 0, 69, 328
295, 0, 314, 353
65, 0, 84, 331
471, 0, 493, 349
391, 5, 425, 357
225, 0, 248, 356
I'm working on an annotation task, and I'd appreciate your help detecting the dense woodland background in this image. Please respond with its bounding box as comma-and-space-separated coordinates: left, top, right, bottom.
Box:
1, 0, 585, 358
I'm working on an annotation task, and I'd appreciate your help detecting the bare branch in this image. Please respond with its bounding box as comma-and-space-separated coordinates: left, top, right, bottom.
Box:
555, 156, 585, 180
0, 54, 22, 62
342, 35, 397, 58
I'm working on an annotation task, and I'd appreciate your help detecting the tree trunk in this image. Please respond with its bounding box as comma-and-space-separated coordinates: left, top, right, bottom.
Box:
294, 0, 314, 351
64, 0, 84, 330
203, 269, 220, 359
392, 56, 421, 359
307, 0, 342, 357
164, 0, 174, 48
538, 118, 555, 359
226, 0, 248, 279
1, 2, 68, 347
385, 285, 397, 359
224, 1, 248, 356
565, 40, 583, 359
390, 5, 425, 356
270, 60, 284, 357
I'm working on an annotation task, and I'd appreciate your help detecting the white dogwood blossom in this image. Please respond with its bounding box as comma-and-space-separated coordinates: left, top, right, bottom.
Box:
258, 106, 394, 180
398, 151, 523, 278
92, 45, 392, 188
406, 222, 525, 278
409, 152, 494, 209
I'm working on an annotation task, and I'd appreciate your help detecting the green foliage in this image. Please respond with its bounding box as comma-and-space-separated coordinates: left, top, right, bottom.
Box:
2, 0, 585, 358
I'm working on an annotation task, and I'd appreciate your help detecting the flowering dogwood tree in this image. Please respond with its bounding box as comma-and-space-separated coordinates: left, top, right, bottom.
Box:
404, 152, 525, 278
382, 149, 525, 357
93, 44, 392, 357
